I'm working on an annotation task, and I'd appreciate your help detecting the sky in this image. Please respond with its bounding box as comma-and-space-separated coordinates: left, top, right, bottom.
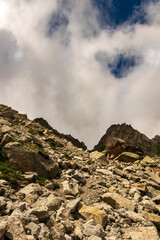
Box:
0, 0, 160, 149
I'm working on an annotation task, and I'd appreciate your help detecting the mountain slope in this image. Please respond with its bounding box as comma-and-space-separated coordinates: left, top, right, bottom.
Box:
0, 105, 160, 240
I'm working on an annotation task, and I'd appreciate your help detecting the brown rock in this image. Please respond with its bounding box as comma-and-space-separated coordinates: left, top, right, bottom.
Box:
106, 138, 124, 159
79, 204, 108, 227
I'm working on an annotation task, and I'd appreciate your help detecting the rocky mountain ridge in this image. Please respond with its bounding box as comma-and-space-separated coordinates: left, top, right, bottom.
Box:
0, 104, 160, 240
93, 123, 160, 157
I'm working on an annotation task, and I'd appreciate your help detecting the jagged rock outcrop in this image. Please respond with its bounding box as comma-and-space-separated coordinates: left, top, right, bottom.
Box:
34, 118, 87, 150
0, 105, 160, 240
93, 123, 160, 157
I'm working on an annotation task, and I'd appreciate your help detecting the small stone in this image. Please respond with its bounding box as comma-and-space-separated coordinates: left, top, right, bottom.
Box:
73, 170, 86, 185
26, 222, 41, 238
88, 236, 102, 240
0, 196, 7, 210
74, 225, 83, 240
83, 219, 105, 238
125, 210, 145, 222
62, 181, 74, 195
66, 198, 81, 213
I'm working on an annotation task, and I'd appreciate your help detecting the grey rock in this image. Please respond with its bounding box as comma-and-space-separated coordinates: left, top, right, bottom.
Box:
1, 133, 14, 146
26, 222, 41, 238
73, 170, 86, 184
125, 210, 145, 222
0, 221, 7, 238
32, 207, 49, 221
5, 142, 59, 178
62, 181, 74, 195
38, 223, 50, 239
83, 219, 105, 238
0, 197, 7, 210
66, 198, 81, 213
88, 236, 102, 240
102, 193, 135, 211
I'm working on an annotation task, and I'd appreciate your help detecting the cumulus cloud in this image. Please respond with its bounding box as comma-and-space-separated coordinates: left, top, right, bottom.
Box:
0, 0, 160, 148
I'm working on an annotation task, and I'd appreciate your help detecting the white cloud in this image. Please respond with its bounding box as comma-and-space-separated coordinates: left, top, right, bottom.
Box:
0, 0, 160, 148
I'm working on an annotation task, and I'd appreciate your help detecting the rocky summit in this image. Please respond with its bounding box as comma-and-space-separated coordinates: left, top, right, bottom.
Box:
0, 104, 160, 240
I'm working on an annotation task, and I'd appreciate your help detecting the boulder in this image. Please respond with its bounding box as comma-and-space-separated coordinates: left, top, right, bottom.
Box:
122, 226, 159, 240
83, 219, 105, 238
0, 133, 14, 146
5, 217, 27, 240
26, 222, 41, 238
141, 156, 157, 167
5, 142, 59, 178
115, 152, 139, 162
102, 193, 135, 211
32, 194, 63, 212
142, 212, 160, 230
0, 221, 7, 238
90, 151, 106, 161
17, 183, 43, 204
79, 204, 108, 227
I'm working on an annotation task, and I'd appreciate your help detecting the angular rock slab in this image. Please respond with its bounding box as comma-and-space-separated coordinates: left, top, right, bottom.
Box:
122, 226, 159, 240
115, 152, 139, 162
79, 204, 108, 227
102, 193, 135, 211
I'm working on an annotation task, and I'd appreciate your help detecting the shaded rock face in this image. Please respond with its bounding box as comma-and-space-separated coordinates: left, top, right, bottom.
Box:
93, 123, 160, 157
4, 142, 59, 178
106, 138, 124, 159
106, 137, 144, 159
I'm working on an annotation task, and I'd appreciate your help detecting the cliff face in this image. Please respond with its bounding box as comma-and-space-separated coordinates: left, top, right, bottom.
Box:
93, 123, 160, 156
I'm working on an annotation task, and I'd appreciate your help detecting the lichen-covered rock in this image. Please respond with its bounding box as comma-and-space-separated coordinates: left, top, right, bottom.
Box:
5, 142, 59, 178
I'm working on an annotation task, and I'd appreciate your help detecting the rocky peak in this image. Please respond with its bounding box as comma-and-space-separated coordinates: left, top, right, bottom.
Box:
93, 123, 160, 156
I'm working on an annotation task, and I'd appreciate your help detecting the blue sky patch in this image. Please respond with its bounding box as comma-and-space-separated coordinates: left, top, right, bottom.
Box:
108, 54, 140, 78
47, 11, 69, 37
91, 0, 149, 28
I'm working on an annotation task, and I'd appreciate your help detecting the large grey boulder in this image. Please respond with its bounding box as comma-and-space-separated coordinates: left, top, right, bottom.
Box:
4, 142, 59, 178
